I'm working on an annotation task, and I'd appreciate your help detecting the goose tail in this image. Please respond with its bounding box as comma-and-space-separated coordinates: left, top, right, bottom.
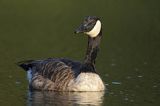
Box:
16, 60, 34, 71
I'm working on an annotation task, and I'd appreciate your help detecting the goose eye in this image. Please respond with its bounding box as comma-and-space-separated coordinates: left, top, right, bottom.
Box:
88, 22, 93, 26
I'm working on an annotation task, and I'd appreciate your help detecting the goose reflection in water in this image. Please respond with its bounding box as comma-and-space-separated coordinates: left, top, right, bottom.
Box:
27, 91, 105, 106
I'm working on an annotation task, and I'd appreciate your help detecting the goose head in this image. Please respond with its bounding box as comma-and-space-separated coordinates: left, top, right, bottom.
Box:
75, 16, 101, 38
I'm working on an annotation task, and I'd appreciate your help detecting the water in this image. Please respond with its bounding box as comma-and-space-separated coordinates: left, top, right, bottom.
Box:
27, 91, 105, 106
0, 0, 160, 106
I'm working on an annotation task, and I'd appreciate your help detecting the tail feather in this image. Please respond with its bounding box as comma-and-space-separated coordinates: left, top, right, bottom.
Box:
17, 60, 34, 71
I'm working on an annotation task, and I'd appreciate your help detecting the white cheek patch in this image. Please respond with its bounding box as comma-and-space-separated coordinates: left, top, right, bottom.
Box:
86, 20, 101, 38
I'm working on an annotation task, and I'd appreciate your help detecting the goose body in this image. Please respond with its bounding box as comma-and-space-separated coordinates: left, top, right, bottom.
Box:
18, 16, 105, 91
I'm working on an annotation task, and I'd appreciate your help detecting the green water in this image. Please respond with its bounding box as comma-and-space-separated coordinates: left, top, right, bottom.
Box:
0, 0, 160, 106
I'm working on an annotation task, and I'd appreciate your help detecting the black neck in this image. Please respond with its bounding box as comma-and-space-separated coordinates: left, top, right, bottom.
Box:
81, 30, 102, 73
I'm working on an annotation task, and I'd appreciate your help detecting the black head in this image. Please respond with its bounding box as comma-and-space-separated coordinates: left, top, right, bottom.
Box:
75, 16, 101, 37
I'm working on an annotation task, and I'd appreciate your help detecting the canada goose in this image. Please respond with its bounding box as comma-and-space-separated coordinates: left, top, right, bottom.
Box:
18, 16, 105, 91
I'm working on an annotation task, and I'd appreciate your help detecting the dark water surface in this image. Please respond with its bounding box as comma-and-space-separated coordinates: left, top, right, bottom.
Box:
0, 0, 160, 106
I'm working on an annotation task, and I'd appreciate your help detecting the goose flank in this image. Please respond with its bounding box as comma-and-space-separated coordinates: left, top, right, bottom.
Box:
17, 16, 105, 91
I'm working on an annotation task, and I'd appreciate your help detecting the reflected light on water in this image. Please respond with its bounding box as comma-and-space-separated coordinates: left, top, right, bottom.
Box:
27, 91, 105, 106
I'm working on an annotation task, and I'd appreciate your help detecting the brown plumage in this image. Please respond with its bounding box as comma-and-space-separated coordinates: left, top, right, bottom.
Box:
18, 58, 81, 91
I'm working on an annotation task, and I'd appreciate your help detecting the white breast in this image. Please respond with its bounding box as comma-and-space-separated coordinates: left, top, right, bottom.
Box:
68, 73, 105, 91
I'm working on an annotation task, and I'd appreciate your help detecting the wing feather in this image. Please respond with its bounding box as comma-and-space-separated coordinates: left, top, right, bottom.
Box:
18, 58, 82, 91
